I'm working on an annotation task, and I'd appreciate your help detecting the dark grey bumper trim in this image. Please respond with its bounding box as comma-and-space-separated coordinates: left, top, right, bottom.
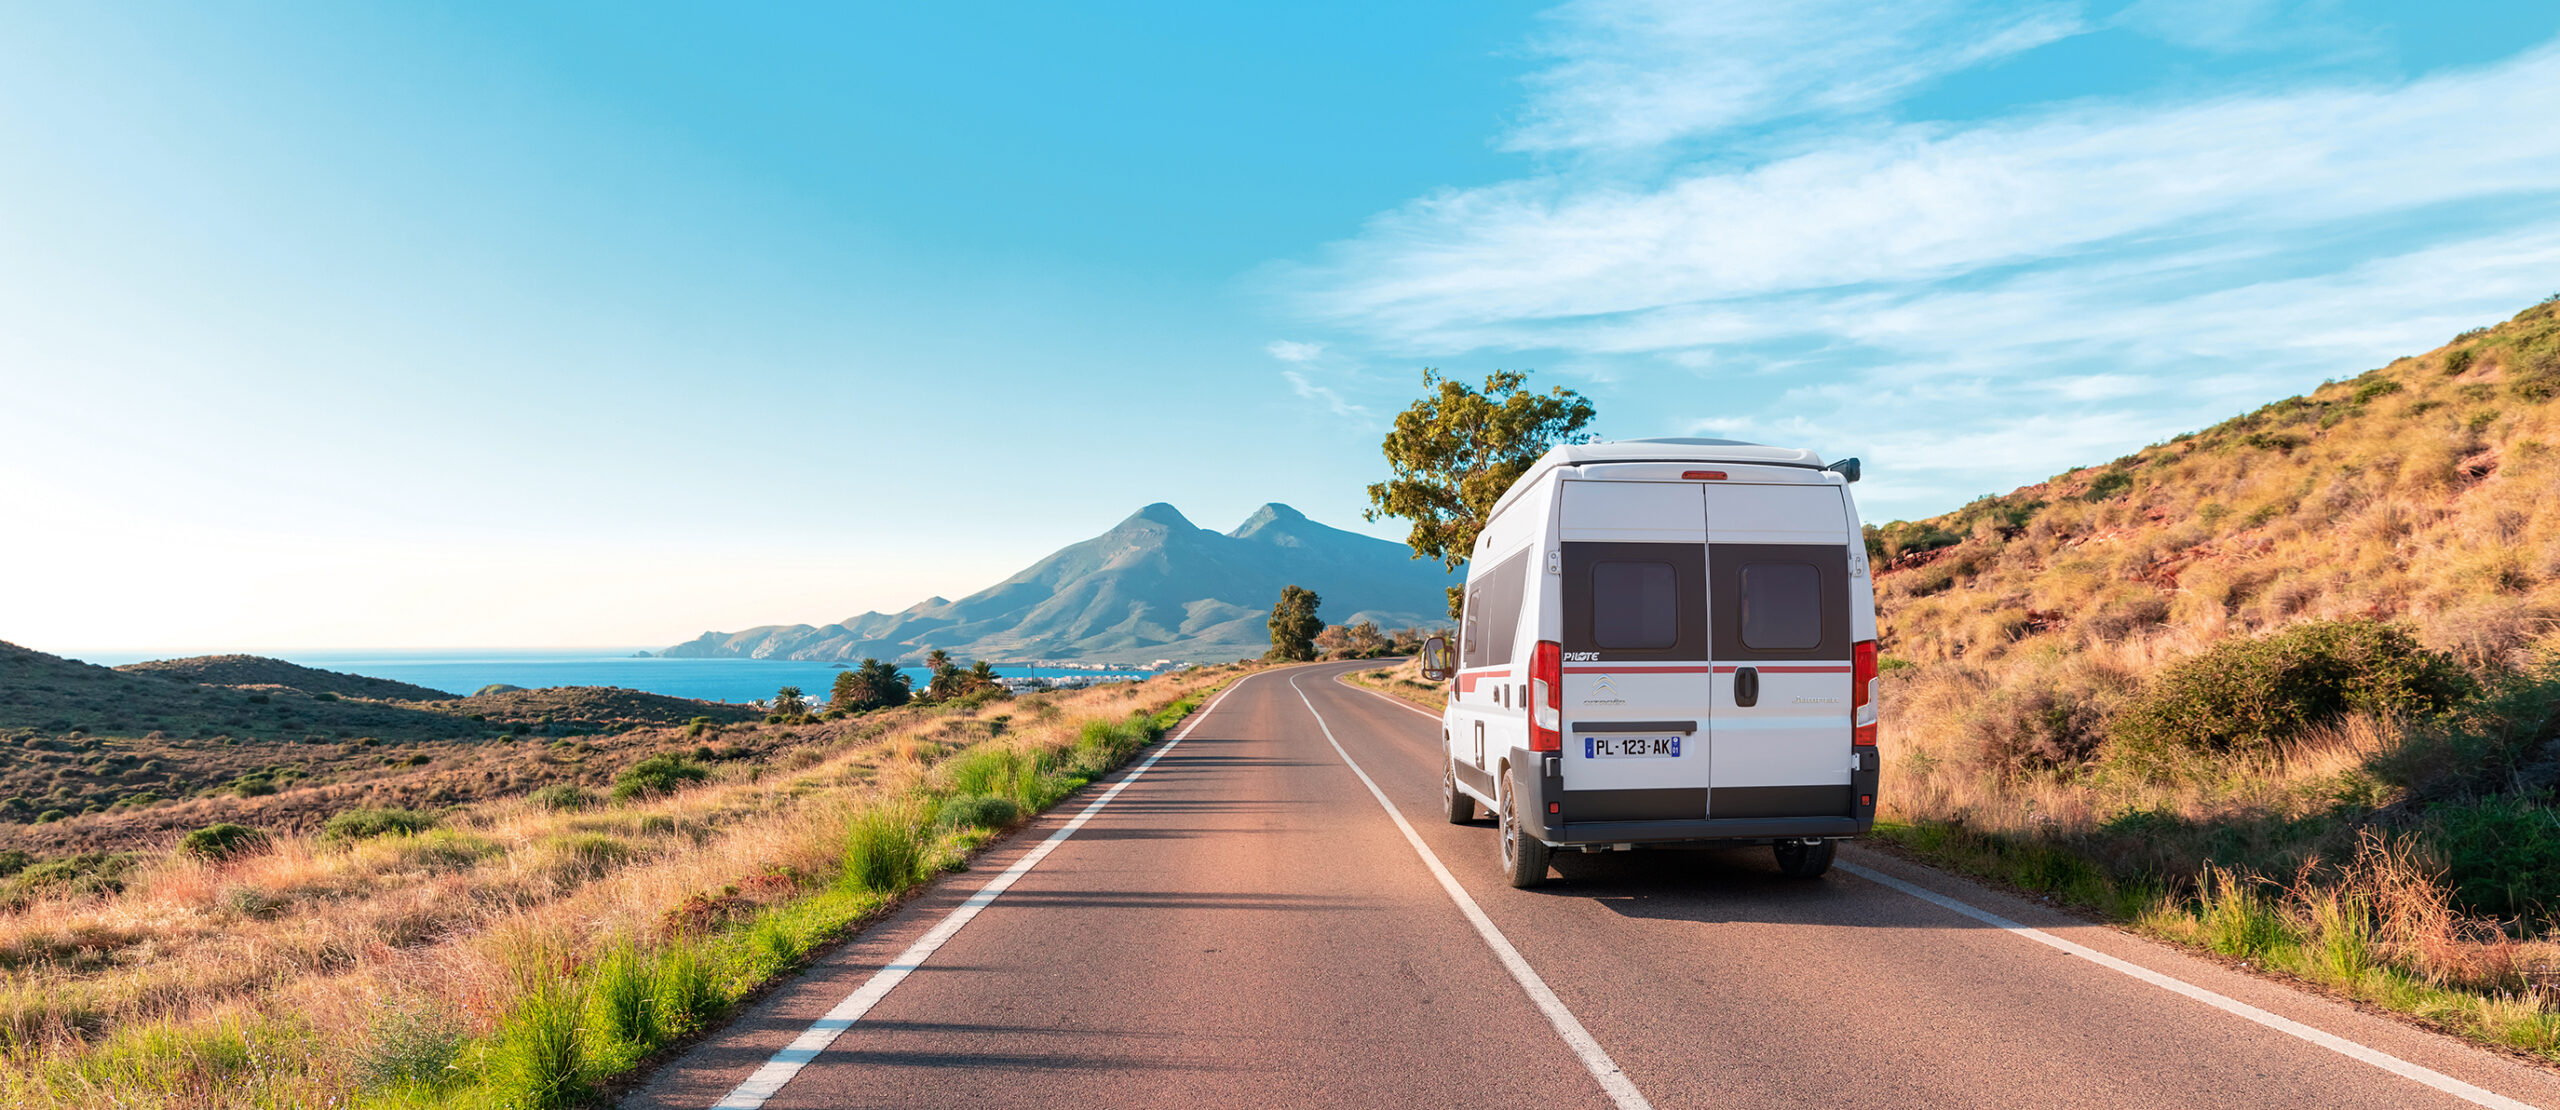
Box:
1560, 815, 1861, 843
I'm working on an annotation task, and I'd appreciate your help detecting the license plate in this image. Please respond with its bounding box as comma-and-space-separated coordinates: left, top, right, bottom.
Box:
1584, 735, 1681, 758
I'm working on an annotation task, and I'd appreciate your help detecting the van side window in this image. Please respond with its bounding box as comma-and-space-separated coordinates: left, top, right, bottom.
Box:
1590, 561, 1678, 649
1473, 549, 1529, 668
1738, 563, 1822, 650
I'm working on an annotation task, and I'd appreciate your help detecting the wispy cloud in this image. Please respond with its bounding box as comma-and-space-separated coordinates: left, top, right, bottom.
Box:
1281, 369, 1368, 419
1265, 339, 1326, 363
1507, 0, 2084, 153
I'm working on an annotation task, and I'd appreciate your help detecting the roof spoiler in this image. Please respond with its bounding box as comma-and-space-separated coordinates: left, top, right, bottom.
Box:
1824, 457, 1861, 483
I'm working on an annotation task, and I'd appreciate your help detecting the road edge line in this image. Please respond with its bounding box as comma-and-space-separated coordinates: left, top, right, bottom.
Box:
1835, 860, 2540, 1110
705, 674, 1256, 1110
1289, 671, 1654, 1110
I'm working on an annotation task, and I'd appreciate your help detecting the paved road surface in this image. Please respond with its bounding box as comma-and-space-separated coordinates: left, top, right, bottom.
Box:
628, 662, 2560, 1110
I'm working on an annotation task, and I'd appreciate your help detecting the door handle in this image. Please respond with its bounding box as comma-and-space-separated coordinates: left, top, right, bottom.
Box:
1734, 667, 1759, 708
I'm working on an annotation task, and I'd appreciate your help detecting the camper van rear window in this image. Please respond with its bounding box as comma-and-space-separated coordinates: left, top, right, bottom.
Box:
1738, 563, 1821, 650
1590, 561, 1678, 650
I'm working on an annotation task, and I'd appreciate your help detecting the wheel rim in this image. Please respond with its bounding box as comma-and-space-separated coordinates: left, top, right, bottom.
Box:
1500, 789, 1518, 866
1444, 763, 1456, 809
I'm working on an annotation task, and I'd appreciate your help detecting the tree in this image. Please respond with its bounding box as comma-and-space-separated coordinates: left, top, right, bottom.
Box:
966, 659, 1004, 696
1267, 585, 1323, 662
925, 648, 951, 671
771, 685, 809, 720
1365, 369, 1594, 616
830, 658, 911, 713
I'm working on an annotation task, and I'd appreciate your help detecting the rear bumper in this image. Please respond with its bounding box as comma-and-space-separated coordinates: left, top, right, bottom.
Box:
1560, 815, 1862, 843
1505, 749, 1878, 846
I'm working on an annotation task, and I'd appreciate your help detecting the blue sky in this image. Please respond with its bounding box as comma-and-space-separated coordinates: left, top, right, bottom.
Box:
4, 1, 2556, 650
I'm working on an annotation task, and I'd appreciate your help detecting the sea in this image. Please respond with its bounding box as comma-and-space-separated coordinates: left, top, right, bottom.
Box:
67, 649, 1160, 704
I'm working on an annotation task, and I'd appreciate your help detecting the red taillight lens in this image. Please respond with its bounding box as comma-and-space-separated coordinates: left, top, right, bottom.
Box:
1681, 470, 1727, 480
1529, 640, 1562, 752
1851, 639, 1879, 746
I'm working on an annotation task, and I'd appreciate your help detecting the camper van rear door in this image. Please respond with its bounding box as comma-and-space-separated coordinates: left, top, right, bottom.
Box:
1703, 483, 1856, 819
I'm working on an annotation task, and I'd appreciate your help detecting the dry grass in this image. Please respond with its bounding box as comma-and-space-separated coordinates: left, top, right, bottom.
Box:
0, 666, 1244, 1107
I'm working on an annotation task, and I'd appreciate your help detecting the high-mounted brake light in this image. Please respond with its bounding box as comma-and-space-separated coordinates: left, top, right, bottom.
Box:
1851, 640, 1879, 746
1529, 640, 1562, 752
1681, 470, 1728, 480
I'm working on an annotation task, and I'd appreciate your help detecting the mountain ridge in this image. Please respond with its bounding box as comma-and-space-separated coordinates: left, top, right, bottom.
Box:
663, 502, 1456, 663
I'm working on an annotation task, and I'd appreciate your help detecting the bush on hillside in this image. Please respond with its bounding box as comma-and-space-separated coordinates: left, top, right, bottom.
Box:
2112, 618, 2473, 760
611, 753, 710, 801
1972, 682, 2110, 778
179, 823, 268, 861
321, 807, 439, 845
2422, 795, 2560, 924
935, 794, 1021, 830
532, 784, 595, 812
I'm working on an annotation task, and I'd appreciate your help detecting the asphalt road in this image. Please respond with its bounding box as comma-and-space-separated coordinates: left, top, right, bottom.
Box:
628, 662, 2560, 1110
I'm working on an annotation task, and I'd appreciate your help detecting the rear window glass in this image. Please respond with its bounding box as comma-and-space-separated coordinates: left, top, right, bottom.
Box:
1738, 563, 1821, 650
1590, 561, 1677, 650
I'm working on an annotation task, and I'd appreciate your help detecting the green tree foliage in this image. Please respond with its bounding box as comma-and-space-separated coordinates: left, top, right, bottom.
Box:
1267, 584, 1323, 662
1315, 619, 1393, 659
1365, 369, 1595, 616
829, 658, 913, 713
769, 685, 809, 719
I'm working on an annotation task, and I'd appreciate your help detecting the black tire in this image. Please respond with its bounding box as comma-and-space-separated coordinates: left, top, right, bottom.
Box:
1499, 779, 1551, 888
1773, 838, 1836, 878
1443, 760, 1477, 824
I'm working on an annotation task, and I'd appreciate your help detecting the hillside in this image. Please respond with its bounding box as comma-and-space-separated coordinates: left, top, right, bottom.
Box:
665, 501, 1458, 663
115, 653, 455, 700
0, 641, 757, 850
1871, 295, 2558, 669
1858, 296, 2560, 1055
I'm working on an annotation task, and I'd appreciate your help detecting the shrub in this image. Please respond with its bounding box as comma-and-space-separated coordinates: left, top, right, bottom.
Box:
356, 1000, 464, 1092
684, 716, 714, 738
532, 784, 595, 812
936, 794, 1022, 831
2352, 378, 2403, 403
321, 807, 439, 845
2421, 796, 2560, 924
2112, 618, 2474, 759
2445, 347, 2476, 374
843, 803, 927, 894
1971, 683, 2107, 777
32, 810, 66, 825
612, 754, 711, 801
178, 823, 267, 862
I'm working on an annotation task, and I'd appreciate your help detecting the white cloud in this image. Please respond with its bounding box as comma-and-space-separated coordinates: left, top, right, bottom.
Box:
1299, 44, 2560, 349
1507, 0, 2084, 152
1264, 339, 1326, 363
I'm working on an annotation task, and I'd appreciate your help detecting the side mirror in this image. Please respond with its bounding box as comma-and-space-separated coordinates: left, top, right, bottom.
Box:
1825, 457, 1861, 483
1420, 635, 1454, 682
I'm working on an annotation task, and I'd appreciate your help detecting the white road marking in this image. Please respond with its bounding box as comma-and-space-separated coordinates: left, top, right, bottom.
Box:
1290, 672, 1655, 1110
1835, 862, 2542, 1110
707, 676, 1256, 1110
1331, 671, 2541, 1110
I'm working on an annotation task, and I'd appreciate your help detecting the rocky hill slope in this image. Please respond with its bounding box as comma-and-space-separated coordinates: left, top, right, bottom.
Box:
665, 502, 1458, 663
1871, 295, 2559, 670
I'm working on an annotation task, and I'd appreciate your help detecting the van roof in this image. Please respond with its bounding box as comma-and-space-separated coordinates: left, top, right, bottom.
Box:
1548, 437, 1825, 468
1478, 439, 1834, 548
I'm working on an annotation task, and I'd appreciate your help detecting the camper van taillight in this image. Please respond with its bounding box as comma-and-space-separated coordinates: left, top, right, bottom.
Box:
1680, 470, 1728, 480
1851, 640, 1879, 746
1528, 640, 1562, 751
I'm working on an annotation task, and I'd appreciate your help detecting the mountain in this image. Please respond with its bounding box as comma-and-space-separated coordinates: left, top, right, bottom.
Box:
663, 502, 1458, 663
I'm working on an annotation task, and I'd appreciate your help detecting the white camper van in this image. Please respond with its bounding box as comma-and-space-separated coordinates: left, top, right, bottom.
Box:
1420, 438, 1880, 888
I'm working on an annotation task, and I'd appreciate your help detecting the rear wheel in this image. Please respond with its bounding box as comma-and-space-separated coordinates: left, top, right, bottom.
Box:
1442, 760, 1476, 824
1773, 838, 1835, 878
1499, 779, 1551, 888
